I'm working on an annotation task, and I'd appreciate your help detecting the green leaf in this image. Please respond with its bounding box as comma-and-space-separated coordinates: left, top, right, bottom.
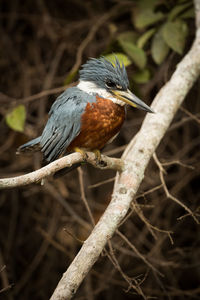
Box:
117, 31, 138, 45
138, 0, 158, 9
117, 33, 147, 69
132, 0, 165, 29
162, 20, 188, 54
118, 40, 147, 69
151, 30, 170, 64
6, 105, 26, 132
168, 3, 192, 21
132, 69, 151, 83
137, 28, 156, 49
104, 53, 132, 67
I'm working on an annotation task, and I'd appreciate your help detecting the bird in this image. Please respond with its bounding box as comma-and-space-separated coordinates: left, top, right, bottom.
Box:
18, 56, 154, 175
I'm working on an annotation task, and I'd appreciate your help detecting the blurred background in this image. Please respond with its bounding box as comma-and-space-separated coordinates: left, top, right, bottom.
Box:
0, 0, 200, 299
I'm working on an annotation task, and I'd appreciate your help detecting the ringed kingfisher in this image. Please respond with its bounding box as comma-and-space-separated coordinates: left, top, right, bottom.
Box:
18, 57, 154, 173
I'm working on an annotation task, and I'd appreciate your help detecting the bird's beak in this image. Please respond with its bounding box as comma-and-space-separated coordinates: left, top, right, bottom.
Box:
112, 89, 154, 113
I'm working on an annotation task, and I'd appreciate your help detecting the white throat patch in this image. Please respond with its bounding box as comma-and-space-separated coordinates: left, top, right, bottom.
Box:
77, 80, 125, 106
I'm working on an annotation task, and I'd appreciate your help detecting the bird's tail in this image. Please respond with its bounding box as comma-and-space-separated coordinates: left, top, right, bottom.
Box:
17, 136, 41, 154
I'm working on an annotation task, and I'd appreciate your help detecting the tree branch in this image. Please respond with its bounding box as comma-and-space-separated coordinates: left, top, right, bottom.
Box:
50, 1, 200, 298
0, 152, 123, 189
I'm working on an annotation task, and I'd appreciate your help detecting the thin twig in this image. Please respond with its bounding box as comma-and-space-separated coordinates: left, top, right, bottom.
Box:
88, 177, 115, 189
68, 3, 132, 76
180, 106, 200, 124
78, 168, 95, 227
107, 241, 146, 299
116, 230, 163, 276
153, 153, 199, 224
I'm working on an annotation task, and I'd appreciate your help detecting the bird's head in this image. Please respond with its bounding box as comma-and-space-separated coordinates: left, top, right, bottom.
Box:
78, 56, 154, 113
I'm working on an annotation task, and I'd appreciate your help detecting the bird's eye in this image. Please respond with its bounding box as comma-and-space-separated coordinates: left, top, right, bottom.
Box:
105, 80, 116, 89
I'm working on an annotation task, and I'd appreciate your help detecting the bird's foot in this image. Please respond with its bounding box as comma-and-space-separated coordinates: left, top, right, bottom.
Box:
93, 149, 101, 163
74, 148, 107, 168
74, 147, 88, 161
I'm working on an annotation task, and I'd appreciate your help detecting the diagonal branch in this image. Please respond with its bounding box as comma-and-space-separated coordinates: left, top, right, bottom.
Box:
50, 1, 200, 299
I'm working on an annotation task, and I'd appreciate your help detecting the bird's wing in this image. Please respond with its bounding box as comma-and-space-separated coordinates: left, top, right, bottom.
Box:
40, 87, 96, 162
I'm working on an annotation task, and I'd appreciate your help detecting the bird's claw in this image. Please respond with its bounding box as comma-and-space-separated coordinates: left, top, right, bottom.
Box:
93, 150, 101, 163
74, 147, 88, 161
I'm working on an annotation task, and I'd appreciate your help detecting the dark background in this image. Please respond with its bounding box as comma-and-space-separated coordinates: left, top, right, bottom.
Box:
0, 1, 200, 299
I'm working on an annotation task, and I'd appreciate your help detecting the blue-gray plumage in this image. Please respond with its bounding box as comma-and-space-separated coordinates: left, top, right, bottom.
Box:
40, 88, 96, 161
18, 56, 154, 167
80, 57, 129, 91
19, 87, 97, 162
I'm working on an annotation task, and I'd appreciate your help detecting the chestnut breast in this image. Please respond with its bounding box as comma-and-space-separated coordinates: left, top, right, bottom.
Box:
67, 96, 125, 151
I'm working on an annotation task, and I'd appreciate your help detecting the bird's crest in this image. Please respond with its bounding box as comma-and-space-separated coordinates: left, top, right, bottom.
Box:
79, 56, 129, 90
